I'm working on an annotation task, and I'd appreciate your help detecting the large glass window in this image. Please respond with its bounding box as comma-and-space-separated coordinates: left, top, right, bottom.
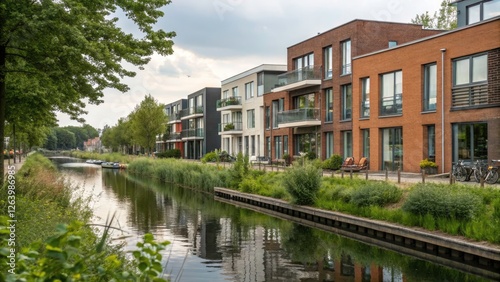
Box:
362, 129, 370, 158
342, 131, 352, 158
247, 109, 255, 129
381, 127, 403, 171
266, 137, 271, 158
245, 81, 254, 100
341, 40, 351, 75
325, 88, 333, 122
294, 93, 315, 109
244, 136, 249, 156
341, 84, 352, 120
294, 133, 318, 158
232, 86, 238, 97
223, 90, 229, 99
380, 71, 402, 116
452, 53, 488, 107
361, 78, 370, 118
283, 135, 288, 155
251, 135, 255, 156
325, 132, 333, 159
468, 0, 500, 24
423, 63, 437, 111
265, 106, 270, 129
452, 123, 488, 163
257, 72, 264, 96
324, 46, 332, 78
274, 136, 282, 159
272, 100, 279, 128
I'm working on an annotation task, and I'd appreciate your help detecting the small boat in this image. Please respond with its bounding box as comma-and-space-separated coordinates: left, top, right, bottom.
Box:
86, 159, 104, 165
101, 162, 121, 169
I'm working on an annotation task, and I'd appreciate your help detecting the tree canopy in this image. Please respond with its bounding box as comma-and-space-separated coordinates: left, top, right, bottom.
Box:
0, 0, 175, 181
411, 0, 457, 30
129, 94, 167, 154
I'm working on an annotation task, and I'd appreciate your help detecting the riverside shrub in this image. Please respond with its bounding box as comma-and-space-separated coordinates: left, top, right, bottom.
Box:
322, 154, 343, 170
402, 183, 482, 220
283, 161, 322, 205
350, 182, 402, 207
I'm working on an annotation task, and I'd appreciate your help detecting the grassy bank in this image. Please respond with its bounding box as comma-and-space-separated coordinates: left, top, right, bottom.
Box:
126, 156, 500, 245
69, 150, 137, 164
0, 153, 169, 281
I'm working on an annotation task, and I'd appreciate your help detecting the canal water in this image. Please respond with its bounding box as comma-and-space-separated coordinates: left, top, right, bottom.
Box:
54, 157, 491, 282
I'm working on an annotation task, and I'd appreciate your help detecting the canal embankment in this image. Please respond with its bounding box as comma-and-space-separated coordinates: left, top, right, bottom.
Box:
214, 187, 500, 281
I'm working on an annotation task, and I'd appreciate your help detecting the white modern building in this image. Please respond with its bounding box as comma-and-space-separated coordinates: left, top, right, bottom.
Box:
218, 64, 286, 158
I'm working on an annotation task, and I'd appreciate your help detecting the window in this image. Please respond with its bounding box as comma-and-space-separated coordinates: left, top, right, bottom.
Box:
325, 88, 333, 122
341, 84, 352, 120
294, 94, 315, 109
266, 137, 271, 158
257, 72, 264, 96
423, 63, 437, 111
274, 136, 282, 159
452, 123, 488, 162
294, 53, 314, 69
468, 0, 500, 24
342, 131, 352, 158
362, 129, 370, 158
244, 136, 249, 156
427, 125, 435, 162
232, 86, 238, 97
196, 94, 203, 107
245, 81, 254, 100
222, 90, 229, 99
380, 71, 402, 116
283, 135, 288, 155
361, 77, 370, 118
452, 53, 488, 107
272, 100, 279, 128
389, 41, 397, 48
324, 46, 332, 78
325, 132, 333, 159
265, 106, 270, 129
247, 109, 255, 129
341, 40, 351, 75
382, 127, 403, 171
251, 135, 255, 156
294, 133, 318, 158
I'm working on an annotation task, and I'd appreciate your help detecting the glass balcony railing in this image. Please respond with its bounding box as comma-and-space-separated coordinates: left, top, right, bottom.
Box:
181, 128, 204, 138
167, 132, 181, 140
216, 96, 242, 109
218, 122, 243, 133
380, 94, 402, 116
275, 66, 322, 89
180, 106, 204, 118
167, 112, 181, 122
277, 108, 320, 125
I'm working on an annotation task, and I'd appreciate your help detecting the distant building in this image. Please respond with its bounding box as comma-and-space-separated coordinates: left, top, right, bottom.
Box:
218, 64, 287, 157
157, 99, 188, 156
84, 137, 101, 152
453, 0, 500, 27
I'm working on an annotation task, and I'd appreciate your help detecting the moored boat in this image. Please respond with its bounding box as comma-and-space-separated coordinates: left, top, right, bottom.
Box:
101, 162, 120, 169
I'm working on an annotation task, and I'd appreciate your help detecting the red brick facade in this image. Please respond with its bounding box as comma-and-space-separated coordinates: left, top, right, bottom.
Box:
264, 20, 443, 164
352, 18, 500, 173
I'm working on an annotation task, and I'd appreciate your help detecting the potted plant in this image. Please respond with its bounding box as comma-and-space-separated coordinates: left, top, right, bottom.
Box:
224, 123, 235, 131
420, 158, 438, 174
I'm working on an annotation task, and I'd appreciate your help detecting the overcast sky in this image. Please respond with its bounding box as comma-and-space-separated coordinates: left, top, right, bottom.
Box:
57, 0, 443, 130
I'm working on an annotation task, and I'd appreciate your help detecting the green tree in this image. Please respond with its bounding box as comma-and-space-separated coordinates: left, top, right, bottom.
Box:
0, 0, 175, 182
44, 128, 58, 151
129, 94, 167, 154
101, 118, 133, 153
411, 0, 457, 30
54, 128, 76, 150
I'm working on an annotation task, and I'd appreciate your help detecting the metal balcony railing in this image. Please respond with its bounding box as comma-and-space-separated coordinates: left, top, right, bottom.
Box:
380, 94, 402, 116
167, 112, 181, 121
277, 108, 320, 125
181, 128, 204, 138
180, 106, 204, 118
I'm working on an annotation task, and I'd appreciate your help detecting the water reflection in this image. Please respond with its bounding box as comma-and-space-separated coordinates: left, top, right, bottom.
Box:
54, 157, 491, 282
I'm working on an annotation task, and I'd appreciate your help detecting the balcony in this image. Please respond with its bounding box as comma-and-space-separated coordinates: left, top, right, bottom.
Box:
380, 94, 402, 116
166, 132, 182, 142
180, 106, 204, 120
167, 112, 182, 124
272, 66, 322, 92
181, 128, 204, 140
217, 96, 242, 111
277, 108, 321, 128
218, 122, 243, 135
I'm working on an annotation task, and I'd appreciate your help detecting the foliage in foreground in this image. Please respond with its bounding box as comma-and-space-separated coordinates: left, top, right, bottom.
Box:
0, 218, 169, 281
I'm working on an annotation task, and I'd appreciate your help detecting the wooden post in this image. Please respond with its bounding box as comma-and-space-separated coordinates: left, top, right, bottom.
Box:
397, 165, 401, 184
341, 170, 344, 178
422, 169, 426, 184
349, 169, 353, 179
480, 176, 485, 188
385, 168, 388, 181
365, 169, 368, 180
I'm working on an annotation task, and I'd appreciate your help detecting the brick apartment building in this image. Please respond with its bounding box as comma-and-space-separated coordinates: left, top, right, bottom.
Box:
352, 16, 500, 173
264, 20, 443, 163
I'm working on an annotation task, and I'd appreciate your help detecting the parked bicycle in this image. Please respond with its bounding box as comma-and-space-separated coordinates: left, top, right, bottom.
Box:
483, 160, 499, 184
452, 160, 471, 182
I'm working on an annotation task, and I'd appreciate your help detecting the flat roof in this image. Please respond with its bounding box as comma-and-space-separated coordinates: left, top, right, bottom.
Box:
221, 64, 286, 85
353, 16, 500, 60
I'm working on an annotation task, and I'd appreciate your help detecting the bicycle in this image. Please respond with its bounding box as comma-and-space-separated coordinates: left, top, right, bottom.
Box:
484, 160, 499, 184
452, 160, 471, 182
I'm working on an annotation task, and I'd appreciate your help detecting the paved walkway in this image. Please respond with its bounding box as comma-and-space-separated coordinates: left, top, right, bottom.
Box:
3, 156, 25, 174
